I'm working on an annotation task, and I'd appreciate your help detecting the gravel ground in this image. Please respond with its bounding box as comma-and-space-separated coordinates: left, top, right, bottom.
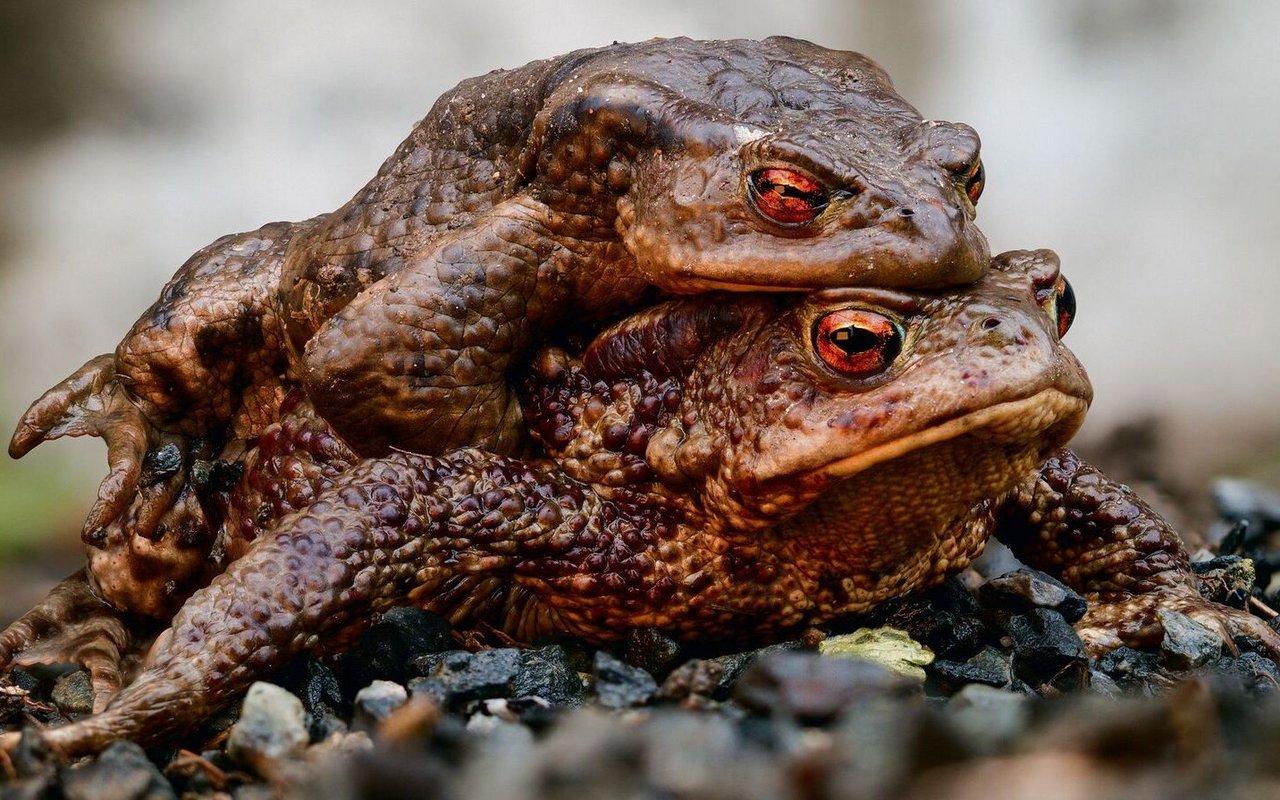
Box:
3, 477, 1280, 800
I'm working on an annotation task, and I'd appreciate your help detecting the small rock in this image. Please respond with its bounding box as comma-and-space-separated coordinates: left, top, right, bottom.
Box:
929, 645, 1012, 691
1094, 647, 1165, 689
1157, 608, 1222, 670
51, 670, 95, 715
943, 683, 1030, 753
705, 641, 805, 700
734, 651, 918, 725
624, 629, 684, 679
819, 627, 934, 681
1190, 555, 1256, 607
657, 659, 725, 702
1005, 609, 1089, 693
409, 648, 522, 708
61, 740, 176, 800
337, 607, 451, 690
226, 682, 310, 764
593, 651, 657, 709
862, 582, 988, 660
1203, 652, 1280, 693
353, 680, 408, 728
275, 657, 347, 740
978, 569, 1088, 623
512, 645, 586, 705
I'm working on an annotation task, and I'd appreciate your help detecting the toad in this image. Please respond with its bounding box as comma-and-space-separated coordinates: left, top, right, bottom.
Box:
4, 250, 1273, 756
8, 37, 990, 617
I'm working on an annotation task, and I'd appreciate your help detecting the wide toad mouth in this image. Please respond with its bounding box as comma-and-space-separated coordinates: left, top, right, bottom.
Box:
811, 389, 1089, 483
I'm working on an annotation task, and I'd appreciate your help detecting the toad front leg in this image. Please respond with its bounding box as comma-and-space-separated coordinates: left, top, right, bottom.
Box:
298, 196, 630, 457
997, 448, 1280, 658
9, 222, 303, 542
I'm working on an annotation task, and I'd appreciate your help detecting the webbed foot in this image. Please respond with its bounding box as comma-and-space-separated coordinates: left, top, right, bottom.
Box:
9, 355, 193, 542
1074, 585, 1280, 662
0, 571, 152, 713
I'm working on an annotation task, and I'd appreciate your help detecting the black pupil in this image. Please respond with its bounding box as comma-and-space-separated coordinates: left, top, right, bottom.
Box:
1058, 278, 1076, 328
830, 326, 880, 355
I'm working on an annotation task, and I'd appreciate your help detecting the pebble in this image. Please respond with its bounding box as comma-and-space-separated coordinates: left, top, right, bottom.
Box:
1004, 609, 1090, 693
978, 569, 1088, 623
511, 645, 586, 705
625, 628, 684, 679
943, 683, 1030, 754
226, 682, 310, 764
1157, 608, 1223, 670
930, 645, 1013, 691
353, 680, 408, 729
60, 741, 175, 800
335, 607, 451, 690
734, 651, 918, 725
50, 670, 95, 715
409, 648, 522, 708
593, 651, 658, 709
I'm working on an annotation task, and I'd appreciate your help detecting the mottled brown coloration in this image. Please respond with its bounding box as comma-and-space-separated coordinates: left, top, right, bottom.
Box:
10, 37, 990, 575
2, 250, 1140, 757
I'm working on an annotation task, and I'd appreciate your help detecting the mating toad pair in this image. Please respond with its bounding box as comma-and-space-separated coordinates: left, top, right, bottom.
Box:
2, 37, 1270, 756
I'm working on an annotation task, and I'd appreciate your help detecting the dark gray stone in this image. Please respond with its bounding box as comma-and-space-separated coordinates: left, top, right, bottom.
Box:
733, 651, 918, 725
409, 648, 523, 708
61, 740, 176, 800
624, 628, 684, 680
512, 645, 585, 705
1158, 608, 1223, 670
979, 569, 1088, 622
1005, 609, 1090, 692
929, 645, 1012, 690
593, 651, 657, 709
338, 606, 452, 690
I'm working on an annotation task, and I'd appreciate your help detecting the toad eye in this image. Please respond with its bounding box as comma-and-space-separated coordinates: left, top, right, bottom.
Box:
748, 168, 828, 226
1037, 275, 1076, 338
959, 159, 985, 205
813, 309, 903, 376
1053, 276, 1076, 338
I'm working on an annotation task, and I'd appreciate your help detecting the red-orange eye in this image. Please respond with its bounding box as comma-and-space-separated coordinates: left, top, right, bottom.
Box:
813, 309, 903, 376
961, 159, 984, 205
1054, 276, 1075, 338
748, 168, 828, 226
1035, 275, 1076, 338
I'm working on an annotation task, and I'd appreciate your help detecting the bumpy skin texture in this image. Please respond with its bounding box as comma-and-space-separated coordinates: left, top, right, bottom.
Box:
11, 250, 1275, 758
9, 38, 991, 608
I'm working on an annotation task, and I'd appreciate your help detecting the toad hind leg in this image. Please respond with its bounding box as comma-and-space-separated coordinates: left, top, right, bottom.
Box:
26, 449, 572, 757
0, 571, 150, 712
996, 448, 1280, 659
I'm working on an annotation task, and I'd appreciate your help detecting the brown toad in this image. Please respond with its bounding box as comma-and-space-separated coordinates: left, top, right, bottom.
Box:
9, 37, 989, 617
6, 249, 1272, 757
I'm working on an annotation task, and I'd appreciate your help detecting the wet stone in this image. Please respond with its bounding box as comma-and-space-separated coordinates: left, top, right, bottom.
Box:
1094, 647, 1165, 690
511, 645, 586, 705
1199, 652, 1280, 694
409, 648, 522, 708
336, 607, 451, 691
705, 641, 805, 700
1005, 609, 1089, 693
657, 658, 725, 702
862, 582, 988, 660
50, 670, 95, 715
929, 645, 1012, 691
625, 628, 684, 680
1190, 555, 1256, 607
353, 680, 408, 729
943, 684, 1030, 754
593, 651, 657, 709
1158, 608, 1222, 670
226, 682, 310, 764
734, 651, 919, 725
978, 568, 1087, 623
275, 657, 347, 740
60, 740, 176, 800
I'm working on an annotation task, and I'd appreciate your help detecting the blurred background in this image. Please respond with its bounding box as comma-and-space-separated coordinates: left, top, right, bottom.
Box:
0, 1, 1277, 594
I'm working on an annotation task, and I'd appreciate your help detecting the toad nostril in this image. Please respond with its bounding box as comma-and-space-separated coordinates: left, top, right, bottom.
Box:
980, 317, 1002, 330
897, 206, 915, 218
